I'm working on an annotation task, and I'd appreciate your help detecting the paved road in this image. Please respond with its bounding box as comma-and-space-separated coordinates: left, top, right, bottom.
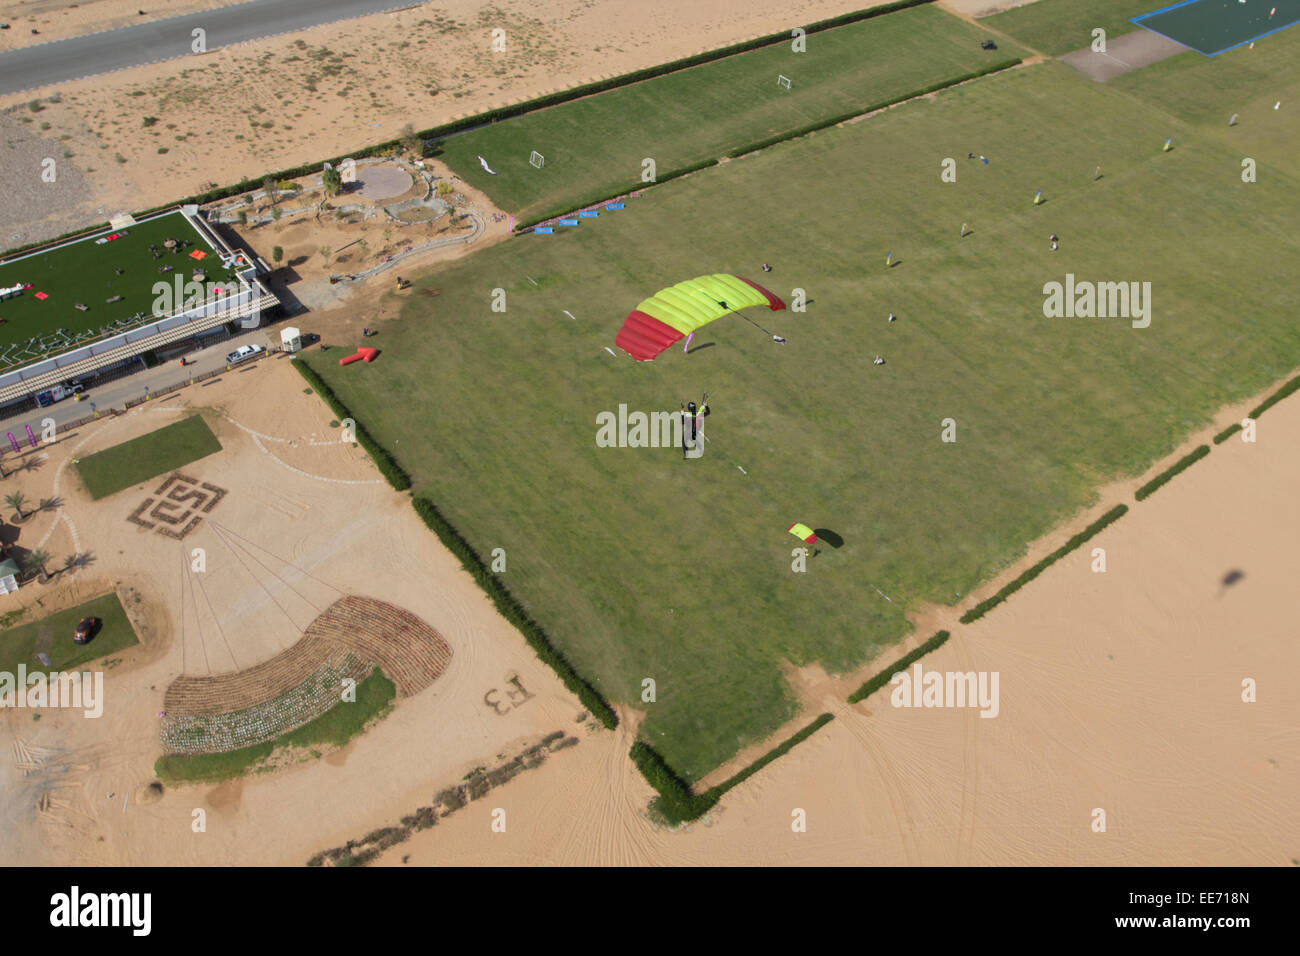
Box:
0, 325, 282, 439
0, 0, 423, 96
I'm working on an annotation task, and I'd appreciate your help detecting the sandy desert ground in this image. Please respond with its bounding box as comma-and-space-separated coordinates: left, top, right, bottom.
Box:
362, 385, 1298, 867
0, 0, 905, 247
3, 0, 1294, 869
0, 1, 239, 51
0, 355, 599, 866
1, 292, 1294, 867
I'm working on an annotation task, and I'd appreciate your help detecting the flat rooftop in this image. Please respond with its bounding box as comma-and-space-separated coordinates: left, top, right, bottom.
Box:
0, 209, 249, 372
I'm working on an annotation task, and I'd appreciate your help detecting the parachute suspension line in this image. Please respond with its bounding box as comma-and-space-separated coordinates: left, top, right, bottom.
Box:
718, 300, 784, 342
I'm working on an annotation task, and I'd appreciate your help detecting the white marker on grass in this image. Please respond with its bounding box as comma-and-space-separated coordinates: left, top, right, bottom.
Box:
562, 310, 576, 320
604, 347, 617, 357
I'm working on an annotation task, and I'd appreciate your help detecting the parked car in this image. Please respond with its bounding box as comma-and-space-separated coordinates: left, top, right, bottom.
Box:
74, 616, 98, 645
226, 344, 265, 365
34, 382, 84, 407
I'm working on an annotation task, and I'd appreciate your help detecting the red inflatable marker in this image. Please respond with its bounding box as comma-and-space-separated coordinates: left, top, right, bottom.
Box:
339, 352, 364, 366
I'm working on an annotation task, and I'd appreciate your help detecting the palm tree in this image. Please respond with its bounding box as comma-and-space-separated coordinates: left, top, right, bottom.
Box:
5, 491, 28, 520
24, 548, 51, 583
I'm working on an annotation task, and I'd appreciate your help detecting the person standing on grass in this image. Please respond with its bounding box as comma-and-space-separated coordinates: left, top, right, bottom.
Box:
1050, 234, 1059, 251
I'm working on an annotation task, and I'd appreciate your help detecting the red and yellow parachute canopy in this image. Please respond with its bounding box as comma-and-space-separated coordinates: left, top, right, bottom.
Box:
615, 274, 786, 361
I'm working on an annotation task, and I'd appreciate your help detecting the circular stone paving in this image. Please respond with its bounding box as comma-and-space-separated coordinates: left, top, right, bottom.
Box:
355, 164, 414, 201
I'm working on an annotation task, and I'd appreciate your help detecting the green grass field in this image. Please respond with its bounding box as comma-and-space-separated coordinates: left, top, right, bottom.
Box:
0, 210, 232, 368
436, 4, 1026, 222
306, 13, 1300, 779
983, 0, 1160, 56
0, 591, 138, 674
154, 668, 396, 783
76, 414, 222, 500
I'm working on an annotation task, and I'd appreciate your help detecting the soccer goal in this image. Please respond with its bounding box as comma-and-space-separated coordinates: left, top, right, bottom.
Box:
529, 150, 545, 168
777, 75, 792, 90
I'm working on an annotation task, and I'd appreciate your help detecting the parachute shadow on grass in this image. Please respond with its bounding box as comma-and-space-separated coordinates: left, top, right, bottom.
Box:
813, 529, 843, 549
686, 341, 716, 354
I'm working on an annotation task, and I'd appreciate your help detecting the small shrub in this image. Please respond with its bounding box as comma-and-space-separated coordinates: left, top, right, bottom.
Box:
1248, 374, 1300, 419
960, 505, 1129, 623
1213, 423, 1242, 445
1134, 445, 1210, 502
848, 632, 950, 703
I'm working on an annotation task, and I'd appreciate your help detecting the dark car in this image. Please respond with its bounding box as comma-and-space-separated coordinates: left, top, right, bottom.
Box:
74, 617, 98, 645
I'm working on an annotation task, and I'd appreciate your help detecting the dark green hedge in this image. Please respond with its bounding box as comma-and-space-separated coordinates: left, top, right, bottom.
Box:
1211, 373, 1300, 446
0, 221, 113, 263
410, 495, 618, 730
726, 58, 1022, 160
630, 740, 703, 824
848, 631, 951, 703
429, 0, 934, 157
516, 56, 1022, 232
1247, 373, 1300, 419
633, 712, 837, 826
1213, 423, 1243, 445
1134, 445, 1209, 502
960, 504, 1129, 624
291, 359, 411, 490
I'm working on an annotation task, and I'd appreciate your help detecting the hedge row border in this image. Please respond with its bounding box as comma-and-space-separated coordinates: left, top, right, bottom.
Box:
847, 630, 951, 704
3, 1, 937, 260
411, 495, 618, 730
1213, 423, 1242, 445
725, 58, 1022, 159
1133, 445, 1210, 502
960, 504, 1129, 624
632, 712, 836, 826
515, 57, 1023, 232
290, 359, 410, 490
1247, 372, 1300, 419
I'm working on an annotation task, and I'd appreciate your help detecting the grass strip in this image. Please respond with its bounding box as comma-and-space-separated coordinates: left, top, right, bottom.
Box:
0, 591, 138, 674
75, 415, 220, 500
155, 668, 395, 783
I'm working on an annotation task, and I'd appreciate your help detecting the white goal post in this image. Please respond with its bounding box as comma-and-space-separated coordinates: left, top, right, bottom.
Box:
529, 150, 545, 168
777, 75, 792, 90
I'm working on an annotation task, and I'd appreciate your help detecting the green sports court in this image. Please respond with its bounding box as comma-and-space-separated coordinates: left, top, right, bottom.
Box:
1134, 0, 1300, 56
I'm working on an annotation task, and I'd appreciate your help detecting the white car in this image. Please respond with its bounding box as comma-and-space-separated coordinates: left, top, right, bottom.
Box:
226, 344, 265, 365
